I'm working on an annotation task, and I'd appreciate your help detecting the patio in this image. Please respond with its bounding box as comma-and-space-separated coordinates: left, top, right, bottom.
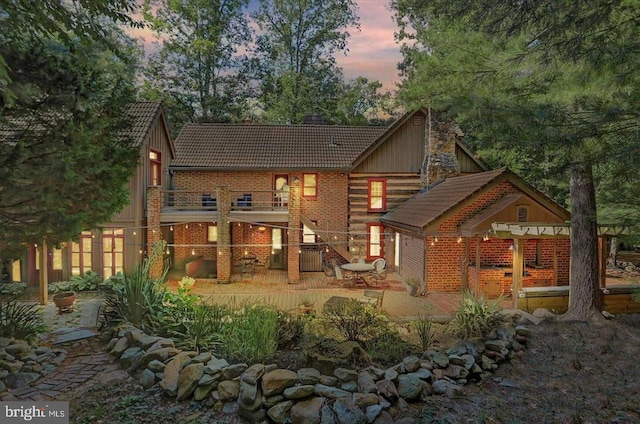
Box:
166, 270, 465, 322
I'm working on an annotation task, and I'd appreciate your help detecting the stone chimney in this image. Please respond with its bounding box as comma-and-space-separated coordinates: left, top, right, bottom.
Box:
421, 109, 462, 188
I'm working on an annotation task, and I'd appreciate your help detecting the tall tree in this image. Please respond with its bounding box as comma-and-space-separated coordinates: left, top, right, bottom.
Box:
0, 0, 140, 106
252, 0, 359, 123
142, 0, 252, 130
392, 0, 640, 320
0, 30, 141, 253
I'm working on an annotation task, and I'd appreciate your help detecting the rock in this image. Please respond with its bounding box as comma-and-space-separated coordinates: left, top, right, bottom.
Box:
602, 310, 615, 319
357, 370, 377, 393
0, 380, 5, 392
362, 366, 385, 380
375, 379, 398, 401
515, 325, 532, 338
320, 375, 339, 386
5, 343, 30, 356
147, 359, 166, 373
217, 379, 241, 401
283, 384, 315, 399
110, 337, 130, 359
297, 368, 321, 385
238, 380, 261, 411
480, 355, 495, 370
340, 380, 358, 392
237, 406, 266, 422
313, 384, 351, 399
372, 411, 395, 424
353, 392, 379, 408
334, 367, 358, 382
407, 368, 432, 382
402, 356, 421, 373
448, 354, 465, 366
267, 400, 294, 424
147, 338, 175, 352
383, 368, 398, 381
198, 373, 216, 386
119, 347, 144, 372
241, 363, 265, 384
0, 359, 23, 374
6, 372, 40, 388
484, 340, 507, 352
432, 380, 460, 395
445, 385, 464, 398
332, 397, 367, 424
205, 357, 230, 375
125, 330, 162, 350
139, 369, 156, 389
431, 352, 449, 368
263, 394, 286, 408
222, 363, 248, 380
321, 403, 338, 424
460, 354, 476, 370
444, 365, 469, 380
0, 350, 15, 361
262, 369, 298, 396
395, 417, 416, 424
397, 374, 423, 401
365, 404, 384, 423
193, 384, 215, 401
187, 352, 212, 365
290, 397, 324, 424
532, 308, 557, 320
0, 337, 12, 347
176, 362, 204, 401
159, 352, 195, 398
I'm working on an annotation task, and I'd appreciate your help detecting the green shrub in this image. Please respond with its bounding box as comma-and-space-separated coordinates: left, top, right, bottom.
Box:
104, 258, 167, 331
364, 330, 413, 365
0, 297, 46, 340
217, 303, 279, 363
49, 271, 103, 293
413, 313, 436, 351
323, 298, 388, 342
448, 291, 504, 339
275, 310, 306, 349
175, 305, 223, 353
0, 283, 27, 298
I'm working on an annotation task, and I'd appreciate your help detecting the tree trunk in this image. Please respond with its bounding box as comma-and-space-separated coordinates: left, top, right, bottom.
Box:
562, 162, 602, 321
607, 236, 618, 267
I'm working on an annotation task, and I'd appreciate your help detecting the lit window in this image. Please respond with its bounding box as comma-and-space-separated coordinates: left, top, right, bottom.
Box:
207, 225, 218, 243
72, 231, 93, 276
103, 229, 124, 279
368, 179, 386, 211
367, 223, 384, 259
303, 173, 317, 199
150, 150, 161, 186
302, 224, 317, 244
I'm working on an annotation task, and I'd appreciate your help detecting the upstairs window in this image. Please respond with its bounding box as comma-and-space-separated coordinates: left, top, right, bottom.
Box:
150, 150, 161, 186
302, 223, 317, 244
303, 173, 317, 199
368, 179, 386, 211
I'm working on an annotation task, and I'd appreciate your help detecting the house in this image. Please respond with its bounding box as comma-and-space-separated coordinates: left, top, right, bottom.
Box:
147, 109, 494, 283
7, 102, 174, 287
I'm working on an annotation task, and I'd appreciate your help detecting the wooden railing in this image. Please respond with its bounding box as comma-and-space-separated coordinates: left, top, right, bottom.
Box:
161, 190, 288, 212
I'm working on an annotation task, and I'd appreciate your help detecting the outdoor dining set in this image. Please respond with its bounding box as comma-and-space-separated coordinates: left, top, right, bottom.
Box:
334, 257, 388, 288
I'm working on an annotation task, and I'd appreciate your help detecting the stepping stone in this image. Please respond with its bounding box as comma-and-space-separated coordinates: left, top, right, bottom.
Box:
51, 328, 97, 345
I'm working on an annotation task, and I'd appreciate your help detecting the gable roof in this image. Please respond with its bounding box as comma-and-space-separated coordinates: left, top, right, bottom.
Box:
126, 102, 175, 156
171, 123, 387, 170
381, 168, 569, 233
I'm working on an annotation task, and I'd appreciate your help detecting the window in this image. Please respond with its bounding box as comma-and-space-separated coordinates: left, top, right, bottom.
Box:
302, 223, 317, 244
517, 205, 529, 222
368, 179, 386, 211
72, 231, 93, 276
302, 173, 317, 199
102, 228, 124, 279
150, 150, 161, 186
367, 223, 384, 259
207, 225, 218, 243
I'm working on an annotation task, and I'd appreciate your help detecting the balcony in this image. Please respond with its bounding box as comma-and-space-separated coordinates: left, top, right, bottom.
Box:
159, 189, 289, 223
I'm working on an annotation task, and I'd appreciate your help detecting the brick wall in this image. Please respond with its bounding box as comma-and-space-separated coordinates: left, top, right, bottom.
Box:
399, 234, 425, 285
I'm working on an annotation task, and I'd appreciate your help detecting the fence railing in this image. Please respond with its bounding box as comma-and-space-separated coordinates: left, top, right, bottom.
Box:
161, 190, 289, 212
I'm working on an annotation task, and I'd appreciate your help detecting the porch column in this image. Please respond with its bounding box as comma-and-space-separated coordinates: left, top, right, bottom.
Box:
217, 186, 232, 282
146, 186, 163, 277
38, 238, 48, 305
512, 238, 524, 309
288, 175, 301, 282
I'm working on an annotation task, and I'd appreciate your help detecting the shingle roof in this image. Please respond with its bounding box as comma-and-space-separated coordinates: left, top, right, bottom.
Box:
381, 168, 508, 231
171, 123, 388, 169
125, 101, 164, 145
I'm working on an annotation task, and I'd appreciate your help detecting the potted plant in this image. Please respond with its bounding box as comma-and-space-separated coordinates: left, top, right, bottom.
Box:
53, 291, 76, 313
405, 278, 421, 297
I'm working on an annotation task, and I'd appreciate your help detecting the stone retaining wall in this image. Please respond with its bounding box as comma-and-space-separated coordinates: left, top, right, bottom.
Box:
106, 322, 531, 424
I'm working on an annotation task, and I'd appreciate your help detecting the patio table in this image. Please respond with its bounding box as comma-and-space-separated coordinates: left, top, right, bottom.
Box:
341, 263, 375, 287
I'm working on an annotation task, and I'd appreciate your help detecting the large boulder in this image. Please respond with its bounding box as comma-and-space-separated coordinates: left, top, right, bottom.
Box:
176, 362, 204, 401
261, 369, 297, 396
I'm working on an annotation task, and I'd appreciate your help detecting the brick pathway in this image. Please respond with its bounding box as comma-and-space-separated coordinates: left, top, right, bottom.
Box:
1, 337, 115, 402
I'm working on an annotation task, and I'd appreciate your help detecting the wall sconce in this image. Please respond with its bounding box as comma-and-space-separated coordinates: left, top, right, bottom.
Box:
457, 236, 462, 243
293, 176, 300, 183
508, 242, 514, 251
191, 248, 196, 255
258, 225, 266, 232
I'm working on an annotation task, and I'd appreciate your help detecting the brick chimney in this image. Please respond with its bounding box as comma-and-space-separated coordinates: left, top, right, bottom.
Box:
421, 109, 462, 188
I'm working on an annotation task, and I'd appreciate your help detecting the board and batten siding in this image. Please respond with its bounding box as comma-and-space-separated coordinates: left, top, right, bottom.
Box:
399, 233, 426, 284
347, 173, 423, 256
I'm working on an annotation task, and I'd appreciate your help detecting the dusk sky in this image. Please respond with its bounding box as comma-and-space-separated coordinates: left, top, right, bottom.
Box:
129, 0, 403, 92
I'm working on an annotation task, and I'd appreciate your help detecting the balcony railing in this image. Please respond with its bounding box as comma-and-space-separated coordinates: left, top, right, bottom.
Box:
230, 190, 288, 212
161, 190, 289, 213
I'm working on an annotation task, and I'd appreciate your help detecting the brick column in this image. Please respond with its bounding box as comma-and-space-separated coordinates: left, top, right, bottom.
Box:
216, 186, 232, 282
288, 175, 301, 282
146, 186, 163, 278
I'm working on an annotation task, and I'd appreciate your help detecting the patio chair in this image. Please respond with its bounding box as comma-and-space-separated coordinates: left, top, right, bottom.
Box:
370, 258, 388, 280
255, 257, 270, 273
334, 266, 353, 286
350, 256, 360, 263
